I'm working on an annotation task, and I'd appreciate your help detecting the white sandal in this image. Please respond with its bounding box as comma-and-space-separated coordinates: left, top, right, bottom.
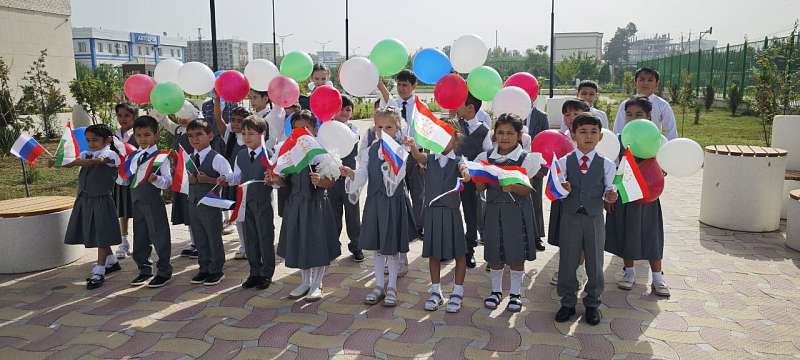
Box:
446, 294, 463, 313
383, 287, 398, 307
364, 287, 385, 305
424, 292, 443, 311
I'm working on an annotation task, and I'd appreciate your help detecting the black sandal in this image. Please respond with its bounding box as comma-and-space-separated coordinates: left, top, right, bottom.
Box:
506, 294, 523, 313
484, 291, 503, 309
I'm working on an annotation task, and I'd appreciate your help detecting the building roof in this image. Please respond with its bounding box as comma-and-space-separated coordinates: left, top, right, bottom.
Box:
1, 0, 70, 16
72, 27, 186, 47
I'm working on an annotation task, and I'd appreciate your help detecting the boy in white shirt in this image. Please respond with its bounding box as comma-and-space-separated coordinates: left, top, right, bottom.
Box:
612, 68, 678, 139
576, 81, 609, 129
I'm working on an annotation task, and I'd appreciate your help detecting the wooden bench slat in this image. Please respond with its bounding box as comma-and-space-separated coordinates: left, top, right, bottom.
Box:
787, 170, 800, 181
791, 189, 800, 201
749, 146, 768, 157
738, 145, 755, 157
718, 145, 731, 155
727, 145, 743, 156
0, 196, 75, 218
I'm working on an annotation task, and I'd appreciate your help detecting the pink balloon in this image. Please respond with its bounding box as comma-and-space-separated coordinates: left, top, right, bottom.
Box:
214, 70, 250, 103
267, 76, 300, 108
504, 72, 540, 102
124, 74, 156, 104
434, 74, 468, 110
531, 130, 575, 167
310, 85, 342, 122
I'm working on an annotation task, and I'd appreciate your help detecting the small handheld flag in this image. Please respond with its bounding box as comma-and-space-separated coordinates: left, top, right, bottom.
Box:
274, 128, 327, 176
428, 178, 465, 206
380, 131, 408, 175
10, 133, 46, 165
411, 97, 454, 154
545, 154, 570, 201
613, 148, 650, 203
53, 121, 80, 167
198, 189, 235, 209
227, 180, 265, 223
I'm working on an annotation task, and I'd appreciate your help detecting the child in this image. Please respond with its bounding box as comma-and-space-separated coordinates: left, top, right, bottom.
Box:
216, 105, 249, 259
475, 113, 542, 313
406, 119, 471, 313
187, 118, 233, 286
575, 80, 609, 129
455, 93, 493, 269
328, 95, 365, 262
559, 98, 590, 139
613, 68, 678, 140
606, 96, 670, 297
341, 107, 415, 307
59, 124, 123, 289
275, 110, 340, 301
227, 115, 275, 290
113, 103, 138, 259
249, 89, 285, 151
527, 104, 550, 252
128, 116, 173, 288
299, 63, 332, 110
554, 114, 618, 326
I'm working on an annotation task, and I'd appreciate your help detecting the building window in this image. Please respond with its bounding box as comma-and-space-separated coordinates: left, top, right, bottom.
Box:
177, 49, 181, 57
78, 42, 87, 53
170, 48, 174, 57
137, 46, 143, 55
115, 43, 121, 55
146, 47, 151, 55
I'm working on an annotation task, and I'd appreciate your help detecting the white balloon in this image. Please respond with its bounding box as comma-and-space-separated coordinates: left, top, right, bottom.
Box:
176, 100, 200, 120
154, 59, 183, 83
339, 57, 380, 97
656, 138, 704, 177
492, 86, 531, 119
244, 59, 280, 91
450, 34, 488, 73
597, 128, 621, 160
177, 62, 215, 96
317, 121, 358, 159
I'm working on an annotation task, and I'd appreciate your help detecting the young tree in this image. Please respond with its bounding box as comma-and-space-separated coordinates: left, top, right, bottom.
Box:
752, 47, 780, 146
555, 58, 579, 85
0, 57, 17, 128
604, 22, 638, 68
598, 63, 611, 83
728, 81, 743, 116
525, 47, 549, 76
16, 49, 66, 138
703, 85, 715, 111
677, 74, 694, 134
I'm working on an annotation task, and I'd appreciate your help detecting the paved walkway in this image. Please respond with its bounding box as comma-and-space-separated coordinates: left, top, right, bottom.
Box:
0, 170, 799, 360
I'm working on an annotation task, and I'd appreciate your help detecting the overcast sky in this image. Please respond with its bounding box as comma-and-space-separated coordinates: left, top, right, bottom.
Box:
71, 0, 799, 56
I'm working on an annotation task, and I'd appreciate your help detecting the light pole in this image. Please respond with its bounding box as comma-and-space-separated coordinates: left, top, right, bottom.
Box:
279, 33, 293, 57
209, 0, 218, 70
696, 27, 712, 96
345, 0, 349, 60
271, 0, 277, 64
549, 0, 554, 98
316, 40, 332, 65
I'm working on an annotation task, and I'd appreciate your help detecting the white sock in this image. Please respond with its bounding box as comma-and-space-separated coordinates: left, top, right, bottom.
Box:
489, 269, 503, 293
187, 226, 195, 246
92, 264, 106, 276
387, 254, 399, 290
315, 266, 326, 286
431, 283, 441, 295
104, 254, 118, 267
374, 254, 386, 288
510, 270, 524, 295
301, 269, 311, 286
235, 222, 246, 252
452, 284, 464, 297
652, 271, 665, 285
402, 252, 408, 266
623, 266, 636, 281
120, 235, 129, 248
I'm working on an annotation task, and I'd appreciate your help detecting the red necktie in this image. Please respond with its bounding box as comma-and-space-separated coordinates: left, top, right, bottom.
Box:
580, 155, 589, 174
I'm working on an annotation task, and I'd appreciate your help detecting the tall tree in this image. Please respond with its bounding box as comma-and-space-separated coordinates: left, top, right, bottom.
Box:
17, 49, 66, 138
604, 22, 638, 67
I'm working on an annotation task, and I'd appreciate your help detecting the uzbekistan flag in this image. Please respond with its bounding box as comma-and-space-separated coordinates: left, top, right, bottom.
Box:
198, 189, 235, 209
227, 180, 264, 223
131, 150, 169, 188
274, 128, 327, 176
545, 154, 570, 201
428, 178, 465, 206
170, 145, 191, 195
613, 148, 649, 203
380, 131, 408, 175
53, 120, 80, 167
10, 133, 46, 165
411, 97, 454, 154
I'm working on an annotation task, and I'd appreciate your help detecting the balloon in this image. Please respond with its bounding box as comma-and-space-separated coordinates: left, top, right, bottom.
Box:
150, 82, 185, 115
492, 86, 531, 119
123, 74, 156, 104
621, 119, 662, 159
317, 121, 358, 158
154, 58, 183, 83
175, 100, 199, 120
412, 48, 452, 85
214, 70, 250, 103
450, 34, 488, 73
660, 134, 668, 147
280, 51, 314, 82
177, 61, 215, 95
637, 158, 664, 204
244, 59, 280, 91
504, 72, 540, 102
656, 138, 704, 177
467, 66, 502, 101
268, 76, 300, 108
434, 74, 468, 110
369, 38, 408, 76
310, 85, 342, 122
531, 130, 575, 167
596, 128, 621, 160
338, 57, 379, 96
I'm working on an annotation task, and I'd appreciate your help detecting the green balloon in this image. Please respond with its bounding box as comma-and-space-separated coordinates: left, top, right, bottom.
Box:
467, 66, 502, 101
150, 82, 185, 115
621, 119, 662, 159
280, 51, 314, 82
369, 39, 408, 76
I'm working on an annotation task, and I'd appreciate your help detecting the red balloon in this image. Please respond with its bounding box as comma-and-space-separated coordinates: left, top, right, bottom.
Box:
310, 85, 342, 122
531, 130, 575, 167
434, 74, 468, 110
636, 158, 664, 204
504, 72, 540, 102
214, 70, 250, 103
124, 74, 156, 104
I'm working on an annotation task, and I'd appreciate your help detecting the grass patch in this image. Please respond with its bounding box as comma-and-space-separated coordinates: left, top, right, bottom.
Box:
0, 140, 79, 200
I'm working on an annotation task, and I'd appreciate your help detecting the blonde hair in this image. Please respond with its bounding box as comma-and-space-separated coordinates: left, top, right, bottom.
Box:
373, 106, 403, 128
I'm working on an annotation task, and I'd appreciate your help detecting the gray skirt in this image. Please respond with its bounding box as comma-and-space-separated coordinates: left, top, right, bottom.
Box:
359, 192, 415, 255
171, 192, 190, 225
483, 200, 537, 264
422, 207, 467, 260
113, 183, 132, 219
65, 193, 122, 248
605, 198, 664, 260
277, 192, 340, 269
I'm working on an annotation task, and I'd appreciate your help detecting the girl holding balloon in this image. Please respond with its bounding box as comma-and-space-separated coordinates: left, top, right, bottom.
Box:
112, 102, 139, 260
605, 96, 670, 297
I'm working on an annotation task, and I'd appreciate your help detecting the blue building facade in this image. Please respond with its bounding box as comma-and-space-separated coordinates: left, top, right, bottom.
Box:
73, 27, 186, 70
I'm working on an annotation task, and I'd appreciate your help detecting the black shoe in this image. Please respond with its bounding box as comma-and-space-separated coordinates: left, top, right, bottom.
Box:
466, 253, 477, 269
242, 276, 261, 289
190, 272, 209, 284
130, 274, 153, 286
147, 275, 171, 288
555, 306, 576, 322
256, 278, 271, 290
204, 273, 225, 286
584, 307, 602, 325
180, 247, 196, 257
86, 275, 104, 290
105, 262, 122, 275
535, 239, 546, 251
188, 248, 199, 259
352, 250, 365, 263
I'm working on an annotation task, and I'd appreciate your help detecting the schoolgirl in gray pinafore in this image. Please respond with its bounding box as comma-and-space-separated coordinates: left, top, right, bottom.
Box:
171, 130, 192, 225
65, 150, 123, 247
482, 150, 538, 264
359, 142, 416, 255
277, 166, 340, 269
422, 153, 466, 260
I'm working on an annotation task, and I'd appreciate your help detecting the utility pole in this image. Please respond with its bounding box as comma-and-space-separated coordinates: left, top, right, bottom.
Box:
345, 0, 349, 60
272, 0, 277, 64
197, 27, 203, 63
209, 0, 218, 70
549, 0, 554, 98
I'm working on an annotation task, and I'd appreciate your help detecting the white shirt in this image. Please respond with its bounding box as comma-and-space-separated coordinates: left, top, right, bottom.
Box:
613, 94, 678, 140
117, 145, 172, 189
433, 150, 461, 168
463, 116, 494, 153
229, 145, 267, 185
115, 128, 133, 144
559, 107, 609, 132
475, 109, 492, 127
475, 144, 546, 178
193, 146, 233, 180
78, 146, 120, 167
381, 94, 417, 137
264, 107, 287, 150
557, 149, 616, 192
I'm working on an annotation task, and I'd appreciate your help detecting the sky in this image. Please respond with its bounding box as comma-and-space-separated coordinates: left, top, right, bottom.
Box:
71, 0, 799, 57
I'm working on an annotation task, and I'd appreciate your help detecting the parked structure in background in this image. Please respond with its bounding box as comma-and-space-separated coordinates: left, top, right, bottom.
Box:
314, 50, 345, 68
72, 27, 187, 71
187, 39, 248, 71
253, 43, 281, 62
553, 32, 604, 62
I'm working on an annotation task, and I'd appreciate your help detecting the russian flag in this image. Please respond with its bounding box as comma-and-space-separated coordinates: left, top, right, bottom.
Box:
257, 142, 273, 173
198, 190, 236, 209
465, 161, 499, 184
380, 131, 408, 175
545, 154, 570, 201
10, 133, 46, 165
118, 151, 136, 181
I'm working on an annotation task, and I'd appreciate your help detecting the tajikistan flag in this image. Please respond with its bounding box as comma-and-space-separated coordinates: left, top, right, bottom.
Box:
170, 145, 194, 195
613, 148, 649, 203
411, 97, 454, 154
274, 128, 327, 176
53, 120, 80, 167
227, 180, 264, 223
131, 150, 169, 188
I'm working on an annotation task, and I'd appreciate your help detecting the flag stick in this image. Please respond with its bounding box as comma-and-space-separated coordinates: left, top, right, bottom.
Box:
19, 159, 30, 197
309, 164, 317, 189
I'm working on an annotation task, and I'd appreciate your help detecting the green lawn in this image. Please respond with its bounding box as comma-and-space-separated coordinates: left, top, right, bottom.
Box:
0, 140, 79, 201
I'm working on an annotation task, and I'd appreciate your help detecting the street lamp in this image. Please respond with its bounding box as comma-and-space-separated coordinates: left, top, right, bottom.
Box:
696, 26, 713, 96
272, 0, 277, 64
209, 0, 218, 70
345, 0, 349, 60
316, 40, 332, 64
279, 33, 293, 57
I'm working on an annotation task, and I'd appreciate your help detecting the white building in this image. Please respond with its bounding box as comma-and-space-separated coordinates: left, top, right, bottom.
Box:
253, 43, 280, 62
186, 39, 249, 71
72, 27, 186, 71
553, 32, 604, 62
314, 50, 344, 68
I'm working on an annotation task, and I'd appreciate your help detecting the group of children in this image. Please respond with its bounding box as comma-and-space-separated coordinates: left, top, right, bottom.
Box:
60, 64, 676, 325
